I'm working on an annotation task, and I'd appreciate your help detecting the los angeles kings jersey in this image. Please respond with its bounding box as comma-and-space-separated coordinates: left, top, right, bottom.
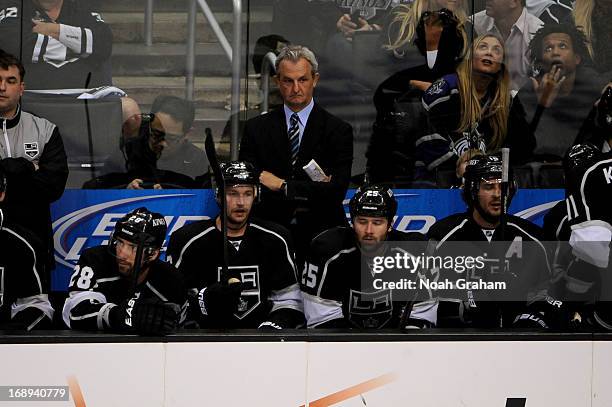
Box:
300, 226, 427, 329
62, 246, 187, 331
565, 153, 612, 329
0, 212, 54, 329
427, 213, 553, 327
166, 218, 303, 328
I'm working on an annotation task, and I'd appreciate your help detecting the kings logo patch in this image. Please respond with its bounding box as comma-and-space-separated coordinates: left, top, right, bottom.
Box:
24, 142, 39, 159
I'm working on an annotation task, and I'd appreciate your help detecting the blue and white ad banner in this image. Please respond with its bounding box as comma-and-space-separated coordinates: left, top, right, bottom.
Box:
51, 189, 564, 291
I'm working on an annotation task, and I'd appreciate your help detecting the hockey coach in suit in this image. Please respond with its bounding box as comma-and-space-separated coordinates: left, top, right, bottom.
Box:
239, 44, 353, 259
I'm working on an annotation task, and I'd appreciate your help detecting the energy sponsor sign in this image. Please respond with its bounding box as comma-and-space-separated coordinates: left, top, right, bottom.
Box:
51, 189, 563, 291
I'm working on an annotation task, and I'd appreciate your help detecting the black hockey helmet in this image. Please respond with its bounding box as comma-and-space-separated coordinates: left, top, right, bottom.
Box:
216, 161, 260, 199
463, 155, 516, 207
563, 143, 601, 175
109, 207, 167, 259
349, 185, 397, 223
563, 143, 601, 190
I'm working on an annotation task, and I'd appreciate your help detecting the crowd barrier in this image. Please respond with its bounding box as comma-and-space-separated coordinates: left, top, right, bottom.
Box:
0, 330, 609, 406
51, 188, 565, 291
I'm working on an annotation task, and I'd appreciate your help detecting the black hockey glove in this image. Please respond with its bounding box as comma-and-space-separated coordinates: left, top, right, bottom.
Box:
512, 311, 548, 329
0, 158, 35, 176
198, 282, 244, 318
111, 295, 180, 335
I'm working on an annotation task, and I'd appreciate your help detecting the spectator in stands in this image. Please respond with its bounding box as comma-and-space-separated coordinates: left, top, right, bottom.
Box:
385, 0, 469, 63
420, 34, 535, 183
63, 207, 186, 335
125, 96, 209, 188
0, 167, 55, 330
0, 51, 68, 274
0, 0, 113, 90
325, 0, 414, 66
472, 0, 544, 91
574, 0, 612, 74
366, 9, 467, 185
520, 23, 606, 162
239, 45, 353, 261
86, 96, 209, 189
528, 0, 573, 25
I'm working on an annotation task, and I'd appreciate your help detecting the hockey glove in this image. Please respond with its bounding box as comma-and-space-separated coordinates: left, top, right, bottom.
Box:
198, 282, 244, 318
0, 158, 35, 176
111, 295, 180, 335
512, 311, 548, 329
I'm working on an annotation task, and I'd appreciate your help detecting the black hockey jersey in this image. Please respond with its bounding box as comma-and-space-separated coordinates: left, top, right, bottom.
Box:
0, 0, 113, 89
427, 213, 553, 327
166, 218, 304, 328
0, 208, 54, 329
62, 246, 187, 331
300, 226, 428, 329
565, 153, 612, 329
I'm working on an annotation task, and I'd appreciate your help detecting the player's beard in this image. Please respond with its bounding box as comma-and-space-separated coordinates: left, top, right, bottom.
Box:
475, 201, 500, 226
226, 209, 249, 232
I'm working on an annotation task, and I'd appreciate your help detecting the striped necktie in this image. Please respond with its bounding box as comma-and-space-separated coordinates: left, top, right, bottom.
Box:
288, 112, 300, 166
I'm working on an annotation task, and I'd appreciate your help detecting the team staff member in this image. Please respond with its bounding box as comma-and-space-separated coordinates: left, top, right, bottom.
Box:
427, 155, 566, 328
167, 161, 304, 329
300, 185, 430, 329
63, 208, 186, 335
239, 45, 353, 260
0, 51, 68, 273
0, 167, 54, 330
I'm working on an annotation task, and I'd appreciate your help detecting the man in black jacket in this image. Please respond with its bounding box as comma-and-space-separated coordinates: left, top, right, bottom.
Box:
239, 45, 353, 260
0, 51, 68, 275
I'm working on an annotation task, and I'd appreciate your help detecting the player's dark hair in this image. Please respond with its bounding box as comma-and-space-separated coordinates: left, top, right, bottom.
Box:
528, 22, 591, 66
0, 49, 25, 81
151, 95, 195, 133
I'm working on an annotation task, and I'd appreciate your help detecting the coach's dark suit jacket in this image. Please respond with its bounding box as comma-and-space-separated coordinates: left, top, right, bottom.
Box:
239, 103, 353, 241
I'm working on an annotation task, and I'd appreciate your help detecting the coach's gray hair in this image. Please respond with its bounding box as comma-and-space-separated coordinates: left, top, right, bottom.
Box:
275, 45, 319, 75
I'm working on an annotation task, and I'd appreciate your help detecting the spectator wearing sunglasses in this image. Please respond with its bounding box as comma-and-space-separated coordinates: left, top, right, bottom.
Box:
84, 96, 209, 189
121, 96, 209, 189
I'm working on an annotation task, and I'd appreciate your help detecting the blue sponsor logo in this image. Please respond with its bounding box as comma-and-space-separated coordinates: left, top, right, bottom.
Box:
50, 189, 564, 291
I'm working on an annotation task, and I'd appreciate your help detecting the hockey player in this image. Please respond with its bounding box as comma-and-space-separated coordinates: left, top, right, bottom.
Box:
563, 150, 612, 329
543, 144, 602, 242
300, 184, 429, 329
166, 161, 304, 329
63, 207, 186, 335
0, 167, 54, 330
427, 155, 564, 328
